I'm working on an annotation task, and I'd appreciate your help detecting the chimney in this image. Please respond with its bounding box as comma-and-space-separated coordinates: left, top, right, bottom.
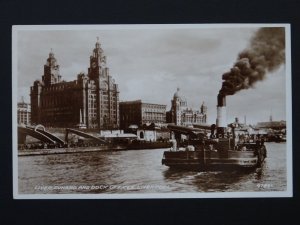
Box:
217, 93, 226, 107
216, 93, 227, 137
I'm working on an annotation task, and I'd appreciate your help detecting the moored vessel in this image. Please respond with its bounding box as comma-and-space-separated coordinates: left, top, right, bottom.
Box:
162, 125, 267, 170
162, 94, 267, 170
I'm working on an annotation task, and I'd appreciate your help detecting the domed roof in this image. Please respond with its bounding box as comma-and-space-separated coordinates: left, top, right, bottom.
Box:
173, 87, 181, 98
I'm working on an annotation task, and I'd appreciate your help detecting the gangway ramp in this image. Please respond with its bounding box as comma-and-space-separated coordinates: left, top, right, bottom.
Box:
65, 128, 107, 143
36, 129, 65, 145
18, 126, 57, 144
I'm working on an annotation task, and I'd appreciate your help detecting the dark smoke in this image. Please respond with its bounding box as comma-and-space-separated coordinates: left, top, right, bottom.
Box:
219, 27, 285, 96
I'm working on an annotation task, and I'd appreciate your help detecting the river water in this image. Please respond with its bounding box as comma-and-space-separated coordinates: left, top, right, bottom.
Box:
18, 142, 287, 194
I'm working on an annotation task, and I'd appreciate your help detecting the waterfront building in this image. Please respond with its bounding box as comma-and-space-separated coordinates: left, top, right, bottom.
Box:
167, 88, 207, 126
230, 117, 255, 135
256, 112, 286, 130
119, 100, 166, 129
256, 120, 286, 130
17, 97, 31, 125
30, 39, 119, 129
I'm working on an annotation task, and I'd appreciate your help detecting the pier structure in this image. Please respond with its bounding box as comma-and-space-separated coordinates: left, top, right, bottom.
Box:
18, 125, 110, 148
18, 124, 65, 146
65, 128, 107, 144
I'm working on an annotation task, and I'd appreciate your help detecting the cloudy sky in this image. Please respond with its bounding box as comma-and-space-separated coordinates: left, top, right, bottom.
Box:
15, 25, 288, 125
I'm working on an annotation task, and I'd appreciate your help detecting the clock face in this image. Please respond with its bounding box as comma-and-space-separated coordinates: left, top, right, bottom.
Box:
92, 62, 97, 68
100, 81, 108, 90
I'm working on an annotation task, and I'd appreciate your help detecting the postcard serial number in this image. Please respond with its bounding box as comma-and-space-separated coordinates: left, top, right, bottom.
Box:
257, 183, 274, 189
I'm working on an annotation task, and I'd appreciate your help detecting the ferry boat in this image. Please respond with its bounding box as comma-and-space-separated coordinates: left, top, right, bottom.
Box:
161, 124, 267, 170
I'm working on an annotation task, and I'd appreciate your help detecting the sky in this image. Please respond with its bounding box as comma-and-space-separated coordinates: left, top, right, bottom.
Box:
15, 25, 288, 125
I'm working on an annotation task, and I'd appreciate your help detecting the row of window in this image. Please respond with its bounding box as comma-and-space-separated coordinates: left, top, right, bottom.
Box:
88, 103, 97, 108
142, 104, 166, 109
142, 116, 166, 120
40, 96, 78, 107
181, 117, 206, 123
18, 111, 31, 115
142, 109, 166, 113
17, 114, 31, 123
142, 120, 165, 123
43, 82, 75, 91
142, 112, 165, 115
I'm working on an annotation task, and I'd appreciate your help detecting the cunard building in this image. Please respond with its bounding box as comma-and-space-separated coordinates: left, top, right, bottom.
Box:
30, 39, 119, 129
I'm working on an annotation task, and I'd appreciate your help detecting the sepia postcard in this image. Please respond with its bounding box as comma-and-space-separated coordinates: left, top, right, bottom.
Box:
12, 24, 292, 199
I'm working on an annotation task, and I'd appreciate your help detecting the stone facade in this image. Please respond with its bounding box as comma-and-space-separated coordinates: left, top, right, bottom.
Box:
17, 97, 31, 125
167, 88, 207, 126
30, 39, 119, 129
256, 121, 286, 130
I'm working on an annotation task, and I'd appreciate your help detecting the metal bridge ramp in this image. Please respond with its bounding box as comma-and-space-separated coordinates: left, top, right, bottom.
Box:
65, 128, 107, 143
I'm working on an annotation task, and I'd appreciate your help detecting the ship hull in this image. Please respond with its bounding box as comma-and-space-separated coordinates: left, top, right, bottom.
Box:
162, 149, 266, 170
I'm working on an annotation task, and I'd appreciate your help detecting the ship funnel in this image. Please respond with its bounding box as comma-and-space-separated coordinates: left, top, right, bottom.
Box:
216, 94, 227, 137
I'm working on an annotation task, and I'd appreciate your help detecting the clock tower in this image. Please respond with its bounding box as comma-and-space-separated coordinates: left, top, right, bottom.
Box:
88, 37, 108, 80
42, 49, 61, 86
86, 37, 120, 129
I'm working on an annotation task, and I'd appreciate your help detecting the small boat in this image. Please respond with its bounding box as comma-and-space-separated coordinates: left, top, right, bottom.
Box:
267, 134, 286, 143
162, 125, 267, 170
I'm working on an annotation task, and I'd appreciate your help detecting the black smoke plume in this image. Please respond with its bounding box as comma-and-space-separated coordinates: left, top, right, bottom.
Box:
219, 27, 285, 96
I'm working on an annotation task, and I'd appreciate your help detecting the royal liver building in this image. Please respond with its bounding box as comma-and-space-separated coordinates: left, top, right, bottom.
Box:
30, 38, 120, 129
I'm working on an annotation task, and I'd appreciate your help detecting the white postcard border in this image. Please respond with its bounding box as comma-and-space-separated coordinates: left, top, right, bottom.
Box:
12, 24, 293, 199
